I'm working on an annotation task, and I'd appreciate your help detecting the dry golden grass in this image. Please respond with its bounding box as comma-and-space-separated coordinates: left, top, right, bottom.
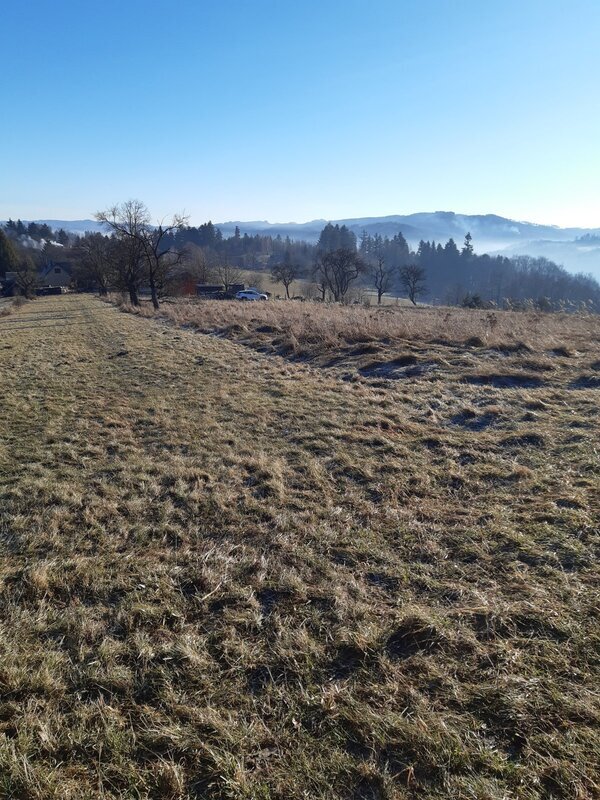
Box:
116, 295, 600, 361
0, 295, 599, 799
0, 297, 26, 318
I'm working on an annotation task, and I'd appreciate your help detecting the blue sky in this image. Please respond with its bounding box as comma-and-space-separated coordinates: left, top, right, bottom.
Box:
2, 0, 599, 227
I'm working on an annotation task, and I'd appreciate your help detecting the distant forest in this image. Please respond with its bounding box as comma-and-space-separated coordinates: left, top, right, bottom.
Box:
1, 214, 599, 310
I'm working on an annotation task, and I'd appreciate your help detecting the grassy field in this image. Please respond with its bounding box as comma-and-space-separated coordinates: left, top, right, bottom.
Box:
226, 269, 410, 305
224, 268, 314, 300
117, 295, 600, 364
0, 295, 599, 799
0, 298, 18, 317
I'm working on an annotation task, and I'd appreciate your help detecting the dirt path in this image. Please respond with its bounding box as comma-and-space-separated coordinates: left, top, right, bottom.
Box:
0, 295, 598, 799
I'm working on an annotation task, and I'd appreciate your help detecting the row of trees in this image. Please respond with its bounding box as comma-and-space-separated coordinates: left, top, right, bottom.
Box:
1, 204, 188, 306
266, 224, 415, 303
284, 244, 426, 305
4, 218, 71, 246
153, 220, 316, 271
2, 205, 599, 310
408, 236, 600, 309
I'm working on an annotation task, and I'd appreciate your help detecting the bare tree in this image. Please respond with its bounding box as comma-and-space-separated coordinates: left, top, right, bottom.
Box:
187, 248, 214, 285
312, 259, 329, 301
369, 252, 396, 305
110, 233, 147, 305
399, 265, 427, 306
143, 219, 187, 308
76, 233, 112, 295
96, 200, 187, 309
95, 201, 148, 305
13, 255, 40, 298
170, 246, 215, 295
271, 260, 298, 299
215, 263, 244, 293
318, 248, 364, 303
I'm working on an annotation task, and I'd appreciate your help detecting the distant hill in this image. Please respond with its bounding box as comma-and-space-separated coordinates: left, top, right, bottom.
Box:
216, 212, 600, 279
489, 238, 600, 279
216, 211, 599, 243
31, 219, 108, 235
7, 212, 600, 278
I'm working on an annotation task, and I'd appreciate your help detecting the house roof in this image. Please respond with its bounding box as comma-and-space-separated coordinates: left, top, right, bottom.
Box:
40, 262, 72, 278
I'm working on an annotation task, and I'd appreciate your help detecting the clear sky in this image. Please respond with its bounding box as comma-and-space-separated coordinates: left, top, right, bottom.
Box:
2, 0, 599, 227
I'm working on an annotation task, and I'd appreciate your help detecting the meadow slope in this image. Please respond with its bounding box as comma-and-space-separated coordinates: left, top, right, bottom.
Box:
0, 295, 599, 799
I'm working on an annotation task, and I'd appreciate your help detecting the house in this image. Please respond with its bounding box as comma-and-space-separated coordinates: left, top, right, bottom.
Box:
1, 262, 73, 296
39, 261, 72, 288
1, 272, 17, 297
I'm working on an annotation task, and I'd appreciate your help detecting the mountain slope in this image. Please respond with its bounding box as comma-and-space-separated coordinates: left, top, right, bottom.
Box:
216, 211, 600, 247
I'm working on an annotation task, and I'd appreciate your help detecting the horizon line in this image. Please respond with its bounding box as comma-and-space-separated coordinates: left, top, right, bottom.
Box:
4, 210, 599, 231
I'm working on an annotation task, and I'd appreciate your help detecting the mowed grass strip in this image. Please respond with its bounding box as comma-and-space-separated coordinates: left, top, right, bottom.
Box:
0, 295, 598, 799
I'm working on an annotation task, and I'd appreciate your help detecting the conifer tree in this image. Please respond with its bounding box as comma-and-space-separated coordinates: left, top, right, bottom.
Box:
462, 232, 474, 258
0, 229, 18, 277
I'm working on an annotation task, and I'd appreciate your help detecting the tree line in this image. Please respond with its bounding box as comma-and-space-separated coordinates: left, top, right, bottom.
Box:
2, 204, 599, 310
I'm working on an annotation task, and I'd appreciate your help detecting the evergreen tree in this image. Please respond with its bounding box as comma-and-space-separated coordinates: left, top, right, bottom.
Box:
0, 229, 18, 277
339, 224, 357, 250
462, 232, 474, 258
359, 230, 370, 257
317, 223, 357, 254
444, 238, 460, 264
316, 223, 338, 253
391, 231, 410, 263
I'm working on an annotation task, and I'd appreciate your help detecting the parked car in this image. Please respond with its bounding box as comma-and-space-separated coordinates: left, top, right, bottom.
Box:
235, 288, 268, 301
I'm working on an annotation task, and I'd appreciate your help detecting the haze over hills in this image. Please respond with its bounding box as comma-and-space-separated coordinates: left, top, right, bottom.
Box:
217, 211, 599, 246
13, 211, 600, 279
28, 219, 108, 236
215, 212, 600, 278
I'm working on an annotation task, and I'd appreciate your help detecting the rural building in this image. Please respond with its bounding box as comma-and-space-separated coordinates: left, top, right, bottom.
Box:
1, 262, 73, 296
196, 283, 246, 298
39, 262, 72, 288
196, 284, 226, 297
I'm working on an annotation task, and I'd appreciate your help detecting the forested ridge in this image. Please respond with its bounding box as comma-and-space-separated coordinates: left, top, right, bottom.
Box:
2, 213, 599, 309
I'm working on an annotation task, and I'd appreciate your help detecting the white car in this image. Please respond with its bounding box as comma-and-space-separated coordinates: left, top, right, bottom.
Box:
235, 288, 268, 301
